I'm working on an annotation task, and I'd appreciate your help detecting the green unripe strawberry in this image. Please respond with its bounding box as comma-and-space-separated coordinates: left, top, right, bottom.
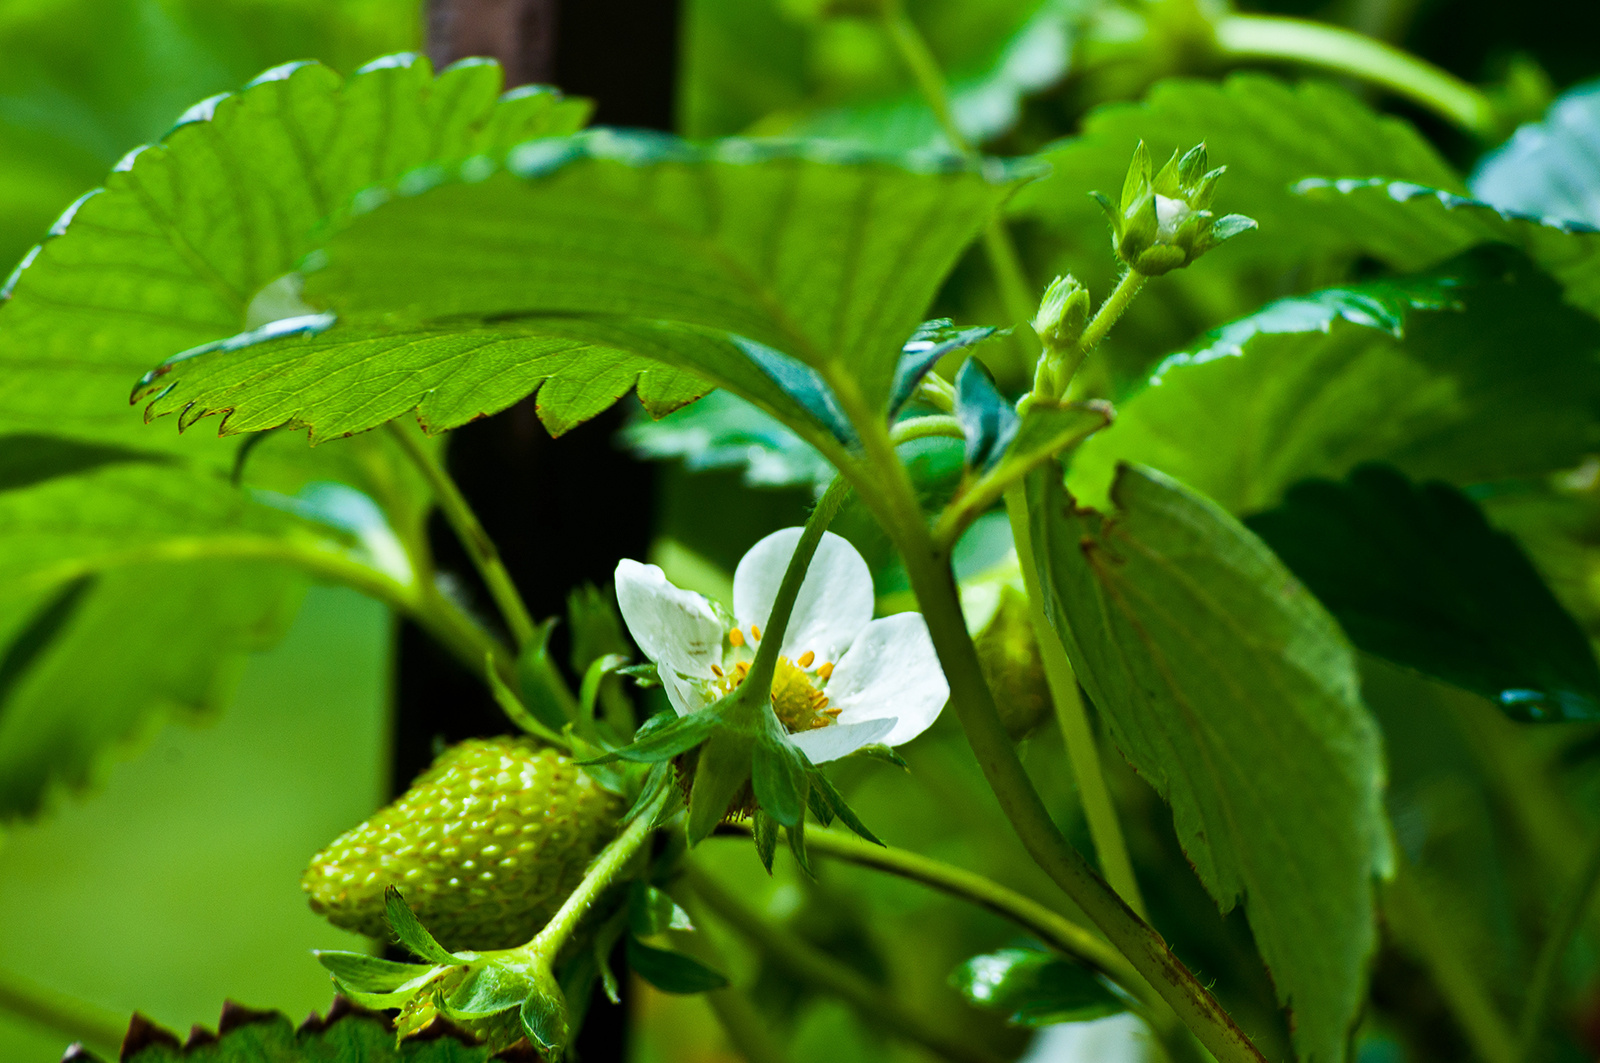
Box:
302, 737, 625, 952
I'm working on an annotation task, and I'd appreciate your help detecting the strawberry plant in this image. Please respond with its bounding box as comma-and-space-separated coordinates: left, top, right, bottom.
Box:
2, 1, 1600, 1062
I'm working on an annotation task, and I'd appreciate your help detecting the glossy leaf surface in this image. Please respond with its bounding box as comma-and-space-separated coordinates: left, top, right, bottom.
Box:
1031, 463, 1389, 1063
950, 946, 1126, 1026
1070, 257, 1600, 513
1248, 465, 1600, 721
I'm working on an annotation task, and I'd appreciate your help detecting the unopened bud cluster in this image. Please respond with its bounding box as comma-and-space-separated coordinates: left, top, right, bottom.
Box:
1030, 274, 1091, 398
1092, 141, 1256, 276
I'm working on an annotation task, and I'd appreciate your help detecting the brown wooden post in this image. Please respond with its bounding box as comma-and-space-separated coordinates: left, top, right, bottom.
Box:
396, 2, 682, 1058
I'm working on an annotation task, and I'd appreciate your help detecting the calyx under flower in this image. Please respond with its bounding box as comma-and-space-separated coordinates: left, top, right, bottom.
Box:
1091, 141, 1257, 276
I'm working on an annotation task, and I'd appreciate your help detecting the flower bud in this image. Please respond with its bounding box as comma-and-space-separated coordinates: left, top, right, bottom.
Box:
1032, 274, 1091, 355
1092, 141, 1257, 276
974, 588, 1052, 741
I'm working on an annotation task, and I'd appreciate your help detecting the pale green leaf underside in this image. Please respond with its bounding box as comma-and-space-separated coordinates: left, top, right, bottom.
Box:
0, 51, 588, 456
1032, 463, 1388, 1063
1471, 78, 1600, 229
1012, 74, 1464, 269
1070, 259, 1600, 514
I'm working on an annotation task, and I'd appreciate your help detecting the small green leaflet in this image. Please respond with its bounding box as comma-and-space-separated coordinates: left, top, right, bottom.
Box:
1069, 255, 1600, 513
950, 946, 1126, 1026
1247, 465, 1600, 722
135, 131, 1040, 447
68, 1000, 492, 1062
626, 936, 731, 994
1012, 74, 1464, 272
1472, 79, 1600, 229
1030, 463, 1389, 1063
0, 52, 587, 456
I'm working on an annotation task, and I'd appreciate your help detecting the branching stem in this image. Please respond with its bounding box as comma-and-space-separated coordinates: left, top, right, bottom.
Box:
1002, 486, 1146, 919
387, 421, 539, 651
1213, 15, 1498, 139
684, 865, 1004, 1063
1045, 269, 1146, 400
0, 969, 125, 1054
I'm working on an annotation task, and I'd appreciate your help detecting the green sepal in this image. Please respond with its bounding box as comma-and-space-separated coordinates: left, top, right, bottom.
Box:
752, 811, 780, 873
517, 617, 579, 732
487, 653, 570, 747
313, 950, 434, 993
617, 662, 662, 688
687, 729, 755, 845
579, 653, 631, 723
807, 768, 884, 846
786, 813, 813, 876
626, 936, 730, 994
621, 761, 672, 825
630, 881, 694, 937
805, 784, 835, 827
845, 743, 909, 769
384, 886, 463, 965
585, 710, 719, 765
443, 963, 534, 1019
519, 981, 571, 1054
750, 731, 808, 828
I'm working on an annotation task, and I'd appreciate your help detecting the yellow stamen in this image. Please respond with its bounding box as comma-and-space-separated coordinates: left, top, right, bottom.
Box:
823, 707, 842, 717
711, 664, 724, 677
797, 650, 815, 668
817, 662, 834, 680
751, 624, 762, 641
727, 627, 744, 648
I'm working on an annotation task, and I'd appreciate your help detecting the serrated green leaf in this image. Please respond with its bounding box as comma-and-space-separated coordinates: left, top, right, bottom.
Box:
626, 936, 731, 994
99, 1000, 494, 1062
1013, 74, 1464, 271
1069, 256, 1600, 514
1247, 465, 1600, 722
136, 132, 1038, 446
1473, 78, 1600, 229
0, 53, 588, 456
1030, 463, 1389, 1063
1294, 177, 1600, 316
950, 946, 1126, 1026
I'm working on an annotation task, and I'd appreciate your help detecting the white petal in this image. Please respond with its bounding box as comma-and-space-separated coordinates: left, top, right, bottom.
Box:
732, 529, 873, 664
826, 613, 948, 747
660, 668, 711, 717
614, 559, 723, 678
787, 718, 896, 764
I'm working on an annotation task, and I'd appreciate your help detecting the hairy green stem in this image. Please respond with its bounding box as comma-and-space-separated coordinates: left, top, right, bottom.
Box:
1002, 487, 1147, 919
882, 3, 1038, 383
1047, 269, 1146, 400
0, 969, 126, 1054
890, 414, 964, 445
822, 372, 1266, 1063
1517, 828, 1600, 1061
523, 789, 669, 959
387, 421, 539, 651
1213, 14, 1498, 138
684, 866, 1004, 1063
1385, 873, 1517, 1063
716, 822, 1133, 984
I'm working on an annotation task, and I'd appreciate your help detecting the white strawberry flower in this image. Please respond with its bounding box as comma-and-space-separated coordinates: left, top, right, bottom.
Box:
614, 529, 949, 763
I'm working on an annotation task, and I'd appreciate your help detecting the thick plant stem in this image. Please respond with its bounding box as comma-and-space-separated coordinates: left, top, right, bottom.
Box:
882, 3, 1038, 381
823, 375, 1266, 1063
685, 866, 1004, 1063
387, 421, 539, 651
717, 822, 1134, 985
0, 969, 125, 1054
1517, 828, 1600, 1061
1214, 14, 1498, 139
1385, 873, 1517, 1063
1003, 487, 1147, 919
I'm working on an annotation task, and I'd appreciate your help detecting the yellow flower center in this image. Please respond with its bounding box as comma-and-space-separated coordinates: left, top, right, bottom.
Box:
711, 628, 841, 733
